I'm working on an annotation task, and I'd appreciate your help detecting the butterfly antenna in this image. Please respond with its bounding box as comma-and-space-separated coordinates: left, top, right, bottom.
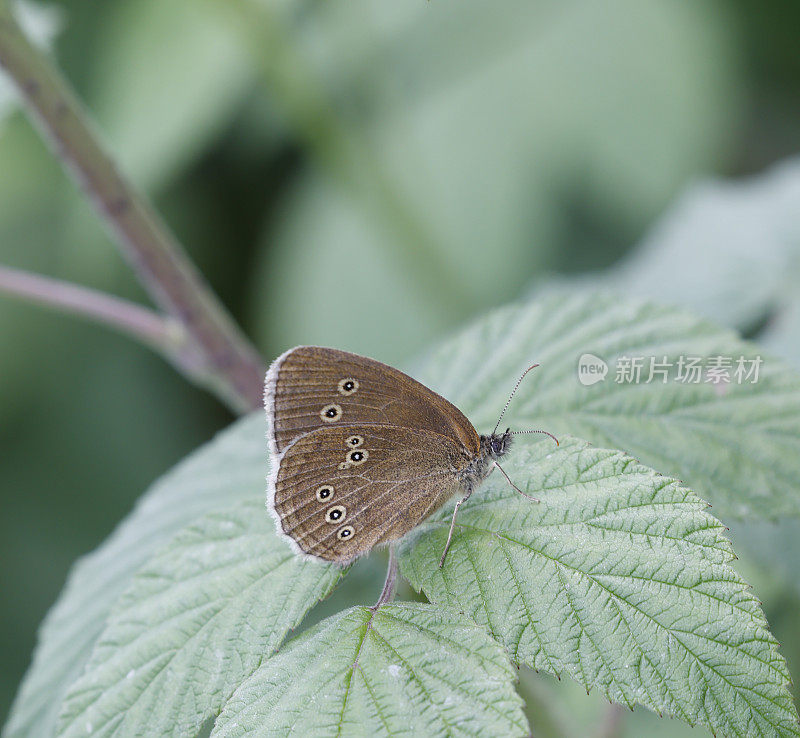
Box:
492, 364, 539, 435
511, 429, 560, 446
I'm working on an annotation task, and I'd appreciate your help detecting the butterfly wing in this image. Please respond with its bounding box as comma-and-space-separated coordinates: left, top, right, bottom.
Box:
269, 424, 467, 562
264, 346, 479, 459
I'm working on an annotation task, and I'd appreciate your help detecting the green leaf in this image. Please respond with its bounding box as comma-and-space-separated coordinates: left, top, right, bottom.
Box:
567, 156, 800, 332
9, 291, 800, 736
55, 499, 342, 738
413, 291, 800, 518
400, 437, 800, 737
3, 413, 265, 738
762, 298, 800, 367
212, 603, 528, 738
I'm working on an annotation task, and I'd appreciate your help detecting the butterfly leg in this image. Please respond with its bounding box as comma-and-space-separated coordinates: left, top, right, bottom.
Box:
439, 490, 473, 568
371, 543, 398, 610
495, 462, 540, 502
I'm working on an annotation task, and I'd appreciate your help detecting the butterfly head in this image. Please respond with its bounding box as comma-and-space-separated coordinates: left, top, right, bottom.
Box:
481, 428, 513, 460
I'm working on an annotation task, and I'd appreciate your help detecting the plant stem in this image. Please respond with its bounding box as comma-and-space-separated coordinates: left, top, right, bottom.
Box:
0, 1, 265, 414
372, 544, 398, 610
0, 263, 188, 355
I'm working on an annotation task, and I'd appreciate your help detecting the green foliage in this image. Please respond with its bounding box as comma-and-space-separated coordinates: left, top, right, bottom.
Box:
413, 292, 800, 518
550, 156, 800, 335
213, 604, 528, 737
2, 414, 266, 738
249, 0, 738, 362
763, 299, 800, 367
56, 500, 342, 737
533, 158, 800, 721
3, 0, 800, 730
401, 438, 798, 736
6, 293, 800, 737
3, 0, 794, 723
91, 0, 250, 188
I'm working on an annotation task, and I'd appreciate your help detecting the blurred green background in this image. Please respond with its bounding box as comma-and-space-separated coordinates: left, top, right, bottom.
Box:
2, 0, 800, 732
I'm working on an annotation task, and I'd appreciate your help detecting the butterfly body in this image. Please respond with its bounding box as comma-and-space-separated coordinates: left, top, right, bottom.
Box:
264, 346, 511, 564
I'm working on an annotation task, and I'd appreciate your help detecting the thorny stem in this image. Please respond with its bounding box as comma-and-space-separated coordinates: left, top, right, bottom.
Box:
372, 544, 398, 610
0, 1, 265, 413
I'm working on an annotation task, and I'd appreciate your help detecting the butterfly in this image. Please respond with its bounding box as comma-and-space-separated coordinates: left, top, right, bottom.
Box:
264, 346, 557, 567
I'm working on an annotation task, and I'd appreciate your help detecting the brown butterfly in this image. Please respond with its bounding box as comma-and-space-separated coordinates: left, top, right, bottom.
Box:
265, 346, 557, 567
